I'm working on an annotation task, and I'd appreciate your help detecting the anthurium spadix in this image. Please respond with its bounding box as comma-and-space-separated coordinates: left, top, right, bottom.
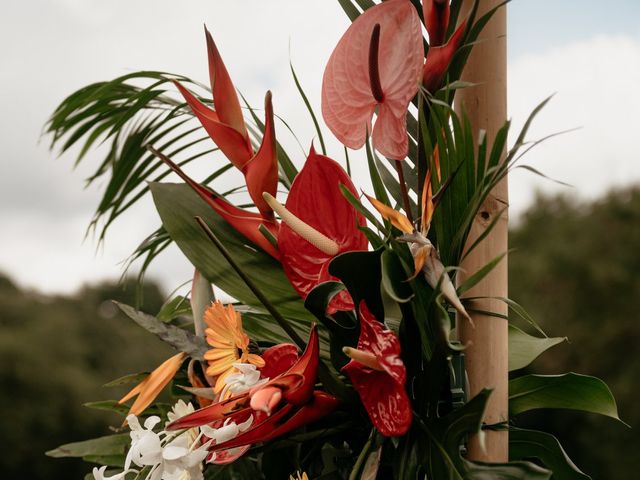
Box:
262, 146, 368, 312
147, 146, 280, 259
322, 0, 424, 160
174, 27, 278, 218
342, 302, 411, 436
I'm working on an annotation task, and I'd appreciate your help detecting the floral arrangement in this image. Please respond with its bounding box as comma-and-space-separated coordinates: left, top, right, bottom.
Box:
46, 1, 623, 479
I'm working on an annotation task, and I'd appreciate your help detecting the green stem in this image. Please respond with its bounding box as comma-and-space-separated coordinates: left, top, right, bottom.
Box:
195, 216, 306, 349
349, 427, 377, 480
395, 160, 414, 225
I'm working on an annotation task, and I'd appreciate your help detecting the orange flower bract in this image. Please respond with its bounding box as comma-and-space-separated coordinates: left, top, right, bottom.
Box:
203, 301, 264, 393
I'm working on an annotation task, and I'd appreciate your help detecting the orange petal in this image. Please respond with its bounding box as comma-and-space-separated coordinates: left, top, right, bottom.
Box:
408, 244, 428, 281
118, 352, 186, 417
364, 193, 413, 234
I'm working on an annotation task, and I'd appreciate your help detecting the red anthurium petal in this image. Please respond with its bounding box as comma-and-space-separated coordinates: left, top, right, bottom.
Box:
342, 301, 411, 436
278, 147, 367, 312
260, 343, 299, 379
150, 146, 280, 259
241, 91, 278, 218
423, 0, 451, 47
204, 26, 250, 147
174, 81, 253, 169
422, 19, 467, 93
322, 0, 423, 160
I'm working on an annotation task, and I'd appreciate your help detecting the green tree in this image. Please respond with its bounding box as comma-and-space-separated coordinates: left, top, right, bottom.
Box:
510, 186, 640, 479
0, 276, 172, 479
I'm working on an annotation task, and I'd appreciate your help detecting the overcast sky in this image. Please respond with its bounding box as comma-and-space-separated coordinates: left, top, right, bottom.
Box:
1, 0, 639, 295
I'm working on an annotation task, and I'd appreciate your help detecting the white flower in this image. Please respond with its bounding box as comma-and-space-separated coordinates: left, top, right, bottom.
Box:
125, 415, 163, 469
92, 466, 136, 480
159, 432, 210, 480
201, 415, 253, 445
220, 363, 268, 397
166, 400, 196, 425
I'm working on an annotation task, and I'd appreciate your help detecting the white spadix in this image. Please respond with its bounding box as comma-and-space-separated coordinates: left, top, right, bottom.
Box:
263, 192, 340, 256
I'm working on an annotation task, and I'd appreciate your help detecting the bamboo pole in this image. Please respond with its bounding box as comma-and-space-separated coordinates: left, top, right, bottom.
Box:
455, 0, 509, 462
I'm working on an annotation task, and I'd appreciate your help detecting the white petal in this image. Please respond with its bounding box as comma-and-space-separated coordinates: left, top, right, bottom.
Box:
163, 444, 189, 461
237, 414, 254, 433
144, 416, 162, 430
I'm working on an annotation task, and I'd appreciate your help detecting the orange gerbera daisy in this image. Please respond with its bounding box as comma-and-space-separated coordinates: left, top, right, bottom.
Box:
203, 301, 265, 393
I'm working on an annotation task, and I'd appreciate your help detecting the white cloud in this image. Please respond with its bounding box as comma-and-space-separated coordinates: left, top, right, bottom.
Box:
2, 1, 640, 294
508, 34, 640, 217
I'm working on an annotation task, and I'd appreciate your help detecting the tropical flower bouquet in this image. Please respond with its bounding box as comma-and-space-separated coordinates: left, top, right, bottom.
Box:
46, 1, 623, 479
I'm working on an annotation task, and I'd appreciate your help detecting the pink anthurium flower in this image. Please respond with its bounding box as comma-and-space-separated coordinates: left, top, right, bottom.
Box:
147, 146, 280, 259
342, 301, 412, 437
174, 27, 278, 218
322, 0, 424, 160
166, 326, 339, 458
262, 146, 368, 312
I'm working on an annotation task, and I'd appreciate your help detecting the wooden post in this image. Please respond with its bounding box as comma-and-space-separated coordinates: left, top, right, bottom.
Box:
455, 0, 509, 462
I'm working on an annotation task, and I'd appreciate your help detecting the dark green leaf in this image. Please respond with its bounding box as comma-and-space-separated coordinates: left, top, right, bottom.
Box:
509, 373, 623, 422
46, 434, 130, 459
508, 325, 565, 371
510, 428, 591, 480
116, 302, 208, 360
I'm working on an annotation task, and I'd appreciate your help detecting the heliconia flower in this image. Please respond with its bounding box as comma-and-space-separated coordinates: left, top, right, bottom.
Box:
202, 301, 265, 393
322, 0, 424, 160
422, 18, 467, 93
342, 301, 412, 437
147, 146, 280, 259
166, 326, 339, 457
263, 146, 368, 312
423, 0, 450, 47
174, 27, 278, 218
118, 351, 186, 418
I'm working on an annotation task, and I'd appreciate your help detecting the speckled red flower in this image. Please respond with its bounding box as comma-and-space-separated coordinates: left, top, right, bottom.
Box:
342, 301, 412, 436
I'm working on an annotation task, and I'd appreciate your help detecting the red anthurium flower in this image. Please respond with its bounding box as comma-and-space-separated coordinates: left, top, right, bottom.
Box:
322, 0, 424, 160
263, 146, 368, 313
166, 325, 339, 459
174, 27, 278, 218
423, 0, 450, 47
148, 146, 280, 259
342, 301, 412, 437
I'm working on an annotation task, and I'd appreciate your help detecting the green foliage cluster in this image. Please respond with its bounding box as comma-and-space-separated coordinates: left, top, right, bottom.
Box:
0, 277, 172, 479
510, 186, 640, 480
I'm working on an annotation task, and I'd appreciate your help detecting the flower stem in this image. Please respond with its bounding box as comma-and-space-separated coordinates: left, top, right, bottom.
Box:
394, 160, 414, 225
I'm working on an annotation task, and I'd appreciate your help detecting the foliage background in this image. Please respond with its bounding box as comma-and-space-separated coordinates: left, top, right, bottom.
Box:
1, 186, 637, 479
